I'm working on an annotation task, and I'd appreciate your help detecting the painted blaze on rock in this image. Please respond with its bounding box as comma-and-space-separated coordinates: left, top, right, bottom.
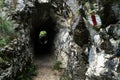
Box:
84, 1, 102, 29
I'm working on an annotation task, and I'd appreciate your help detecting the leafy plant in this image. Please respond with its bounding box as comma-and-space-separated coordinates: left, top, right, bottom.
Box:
16, 64, 37, 80
27, 64, 37, 76
0, 34, 18, 48
53, 61, 63, 71
0, 38, 6, 47
0, 12, 19, 47
0, 14, 15, 35
39, 30, 47, 37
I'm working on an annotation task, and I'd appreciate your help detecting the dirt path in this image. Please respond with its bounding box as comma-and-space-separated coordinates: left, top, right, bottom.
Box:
33, 54, 61, 80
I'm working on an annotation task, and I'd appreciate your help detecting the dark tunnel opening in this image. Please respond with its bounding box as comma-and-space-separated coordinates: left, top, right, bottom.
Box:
31, 18, 56, 57
30, 3, 56, 57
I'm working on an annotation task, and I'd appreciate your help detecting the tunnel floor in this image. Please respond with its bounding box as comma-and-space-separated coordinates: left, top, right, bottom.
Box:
33, 51, 60, 80
32, 31, 60, 80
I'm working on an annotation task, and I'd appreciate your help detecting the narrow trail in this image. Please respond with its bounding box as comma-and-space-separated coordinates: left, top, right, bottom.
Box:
33, 54, 61, 80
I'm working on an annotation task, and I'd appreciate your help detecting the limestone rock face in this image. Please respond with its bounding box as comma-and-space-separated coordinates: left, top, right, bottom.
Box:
54, 0, 88, 80
84, 1, 120, 80
85, 22, 120, 80
0, 1, 33, 79
0, 26, 33, 79
54, 0, 120, 80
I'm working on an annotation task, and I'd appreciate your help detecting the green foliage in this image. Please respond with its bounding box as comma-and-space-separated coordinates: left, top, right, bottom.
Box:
16, 64, 37, 80
0, 38, 6, 47
0, 0, 4, 8
27, 65, 37, 76
60, 75, 72, 80
0, 14, 15, 35
39, 30, 47, 37
53, 61, 63, 71
0, 36, 12, 47
0, 34, 18, 48
0, 12, 18, 47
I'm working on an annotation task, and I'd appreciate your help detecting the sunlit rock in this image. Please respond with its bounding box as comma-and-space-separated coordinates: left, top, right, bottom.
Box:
85, 20, 120, 80
16, 0, 25, 11
38, 0, 49, 3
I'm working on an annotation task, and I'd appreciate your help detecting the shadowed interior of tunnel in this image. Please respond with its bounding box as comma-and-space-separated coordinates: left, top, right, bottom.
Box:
29, 3, 57, 57
30, 18, 56, 57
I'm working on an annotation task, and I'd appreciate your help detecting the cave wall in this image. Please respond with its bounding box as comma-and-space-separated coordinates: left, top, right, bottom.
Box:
53, 0, 120, 80
0, 0, 57, 79
84, 0, 120, 80
0, 16, 33, 79
53, 0, 88, 79
0, 0, 33, 79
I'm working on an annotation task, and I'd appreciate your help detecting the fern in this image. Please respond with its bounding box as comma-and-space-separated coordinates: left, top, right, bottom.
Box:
0, 13, 18, 47
0, 14, 14, 35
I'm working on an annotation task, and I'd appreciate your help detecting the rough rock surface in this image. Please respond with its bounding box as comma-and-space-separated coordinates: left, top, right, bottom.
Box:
54, 0, 88, 80
84, 1, 120, 80
54, 0, 120, 80
0, 0, 33, 79
0, 25, 33, 79
0, 0, 120, 80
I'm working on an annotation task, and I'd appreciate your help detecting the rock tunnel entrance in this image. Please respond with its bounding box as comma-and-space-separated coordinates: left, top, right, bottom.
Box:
30, 3, 56, 57
31, 19, 56, 57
